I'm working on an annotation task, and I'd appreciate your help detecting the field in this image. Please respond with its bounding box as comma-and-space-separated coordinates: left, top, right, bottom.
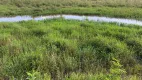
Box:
0, 19, 142, 80
0, 0, 142, 80
0, 0, 142, 19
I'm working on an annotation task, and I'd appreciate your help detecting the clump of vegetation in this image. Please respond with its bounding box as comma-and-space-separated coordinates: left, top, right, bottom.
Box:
0, 19, 142, 80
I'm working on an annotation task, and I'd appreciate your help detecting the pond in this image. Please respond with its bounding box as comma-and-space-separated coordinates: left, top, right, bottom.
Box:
0, 15, 142, 26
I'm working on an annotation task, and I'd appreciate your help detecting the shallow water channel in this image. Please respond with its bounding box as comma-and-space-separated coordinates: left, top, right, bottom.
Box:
0, 15, 142, 26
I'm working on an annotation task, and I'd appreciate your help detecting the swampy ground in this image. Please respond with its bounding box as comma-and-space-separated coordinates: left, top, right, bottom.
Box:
1, 19, 142, 80
0, 0, 142, 80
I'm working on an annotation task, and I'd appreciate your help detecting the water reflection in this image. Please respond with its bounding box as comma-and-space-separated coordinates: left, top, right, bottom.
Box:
0, 15, 142, 26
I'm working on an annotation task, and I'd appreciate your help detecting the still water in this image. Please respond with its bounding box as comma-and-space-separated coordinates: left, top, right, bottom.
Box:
0, 15, 142, 26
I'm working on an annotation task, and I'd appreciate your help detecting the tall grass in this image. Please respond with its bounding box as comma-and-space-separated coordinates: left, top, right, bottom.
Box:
0, 19, 142, 79
0, 0, 142, 20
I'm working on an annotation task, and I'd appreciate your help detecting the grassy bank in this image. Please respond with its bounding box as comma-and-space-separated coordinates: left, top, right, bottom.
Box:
1, 0, 142, 7
0, 0, 142, 20
0, 18, 142, 80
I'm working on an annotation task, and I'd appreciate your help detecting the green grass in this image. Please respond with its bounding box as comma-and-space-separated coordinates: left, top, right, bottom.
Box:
1, 0, 142, 7
0, 18, 142, 80
0, 0, 142, 20
1, 0, 142, 79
